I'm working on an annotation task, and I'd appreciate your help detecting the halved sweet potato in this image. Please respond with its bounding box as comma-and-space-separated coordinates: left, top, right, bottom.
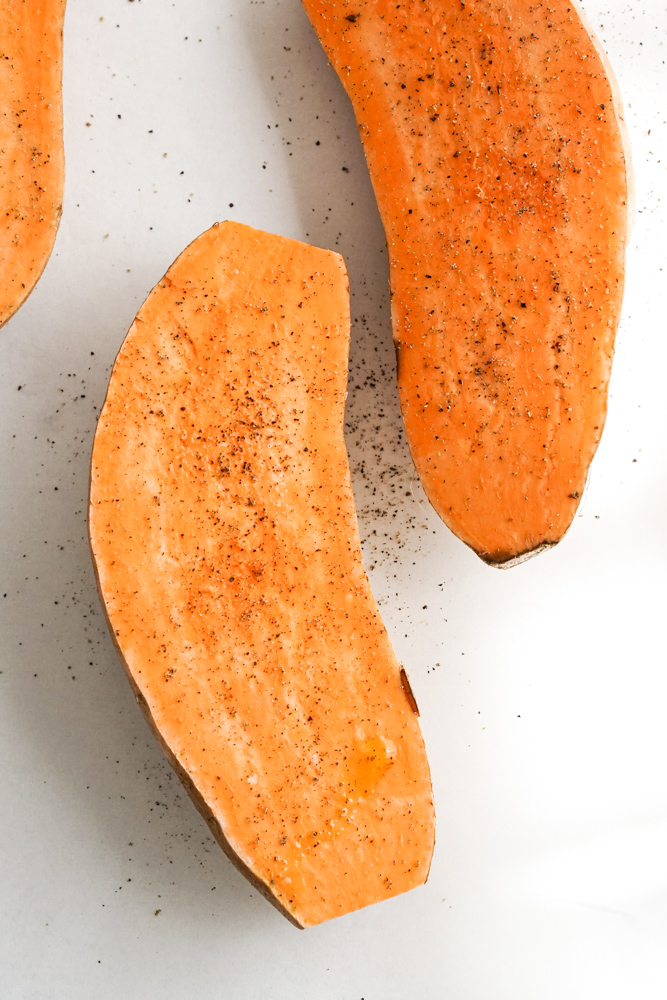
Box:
89, 221, 435, 927
302, 0, 632, 565
0, 0, 66, 328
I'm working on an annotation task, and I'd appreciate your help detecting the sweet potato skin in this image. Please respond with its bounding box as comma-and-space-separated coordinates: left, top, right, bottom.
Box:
0, 0, 66, 328
302, 0, 631, 564
89, 222, 435, 928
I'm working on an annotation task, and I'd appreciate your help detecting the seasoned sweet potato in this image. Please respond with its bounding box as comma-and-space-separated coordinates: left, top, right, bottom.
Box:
302, 0, 632, 565
89, 222, 435, 927
0, 0, 66, 328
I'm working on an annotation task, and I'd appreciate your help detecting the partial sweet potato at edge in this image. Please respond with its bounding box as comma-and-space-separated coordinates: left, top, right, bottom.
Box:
0, 0, 66, 328
302, 0, 632, 565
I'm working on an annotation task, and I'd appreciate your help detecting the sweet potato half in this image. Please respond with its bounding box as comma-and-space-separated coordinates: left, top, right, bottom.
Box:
302, 0, 632, 565
0, 0, 66, 328
89, 222, 435, 927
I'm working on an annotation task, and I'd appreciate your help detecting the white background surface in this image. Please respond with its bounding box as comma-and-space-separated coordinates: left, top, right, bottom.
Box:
1, 1, 666, 996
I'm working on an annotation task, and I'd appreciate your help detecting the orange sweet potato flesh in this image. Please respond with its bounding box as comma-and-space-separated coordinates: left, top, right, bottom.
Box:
89, 221, 435, 928
0, 0, 66, 329
301, 0, 632, 565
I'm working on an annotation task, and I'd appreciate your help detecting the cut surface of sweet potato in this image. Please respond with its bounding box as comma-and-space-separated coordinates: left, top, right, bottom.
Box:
89, 221, 435, 927
0, 0, 66, 328
302, 0, 631, 565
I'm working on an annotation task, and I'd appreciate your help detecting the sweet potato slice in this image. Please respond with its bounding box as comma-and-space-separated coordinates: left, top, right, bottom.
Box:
89, 221, 435, 927
301, 0, 632, 565
0, 0, 66, 328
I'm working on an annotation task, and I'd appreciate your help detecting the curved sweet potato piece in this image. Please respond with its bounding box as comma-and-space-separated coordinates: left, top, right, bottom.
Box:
302, 0, 632, 565
0, 0, 66, 328
89, 221, 435, 927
